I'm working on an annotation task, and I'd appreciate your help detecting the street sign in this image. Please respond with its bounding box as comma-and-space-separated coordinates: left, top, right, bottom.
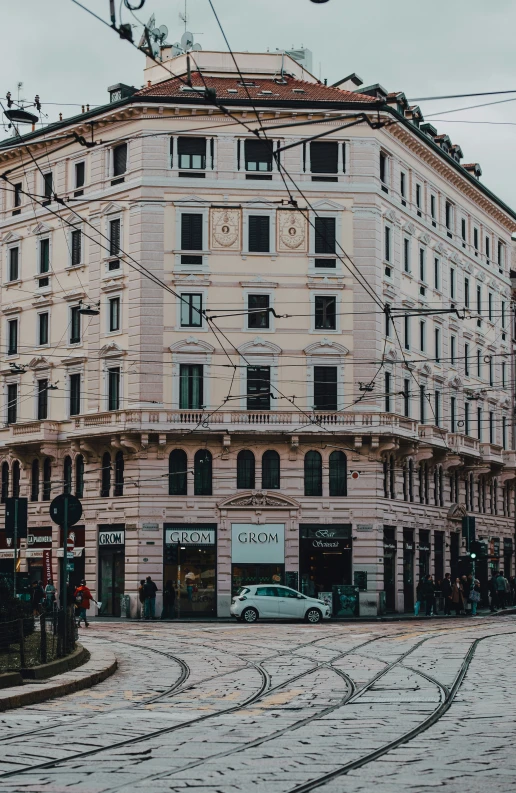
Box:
50, 493, 83, 527
66, 562, 74, 572
67, 534, 75, 552
4, 497, 28, 539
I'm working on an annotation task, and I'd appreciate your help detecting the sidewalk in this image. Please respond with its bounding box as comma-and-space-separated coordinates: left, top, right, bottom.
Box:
0, 643, 117, 712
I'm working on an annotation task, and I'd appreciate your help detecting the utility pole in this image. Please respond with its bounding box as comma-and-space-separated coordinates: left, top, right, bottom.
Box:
13, 498, 18, 597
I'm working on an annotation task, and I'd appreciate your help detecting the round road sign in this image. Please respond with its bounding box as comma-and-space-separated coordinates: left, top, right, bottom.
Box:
50, 493, 83, 527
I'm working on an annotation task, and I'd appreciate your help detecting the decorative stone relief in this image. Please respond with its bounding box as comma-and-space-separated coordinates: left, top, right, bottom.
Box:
277, 210, 307, 252
210, 208, 241, 250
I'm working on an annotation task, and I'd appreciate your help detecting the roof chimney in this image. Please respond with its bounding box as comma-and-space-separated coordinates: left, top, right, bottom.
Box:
332, 72, 364, 92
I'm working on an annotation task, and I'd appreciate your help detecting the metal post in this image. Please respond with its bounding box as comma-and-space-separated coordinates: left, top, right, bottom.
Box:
62, 493, 69, 653
13, 499, 18, 598
176, 544, 181, 620
40, 612, 47, 664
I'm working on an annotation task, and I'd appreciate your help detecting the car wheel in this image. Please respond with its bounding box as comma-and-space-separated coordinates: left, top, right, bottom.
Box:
241, 607, 259, 623
305, 607, 322, 624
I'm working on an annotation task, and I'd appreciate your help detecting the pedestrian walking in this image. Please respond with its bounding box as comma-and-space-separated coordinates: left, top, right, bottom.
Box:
504, 574, 511, 606
451, 577, 464, 616
31, 580, 45, 616
510, 576, 516, 607
44, 579, 56, 612
469, 578, 481, 616
423, 575, 435, 617
496, 571, 507, 609
441, 573, 452, 615
138, 579, 146, 620
143, 576, 158, 619
74, 580, 98, 627
488, 571, 498, 612
161, 580, 176, 619
461, 575, 471, 614
414, 579, 425, 617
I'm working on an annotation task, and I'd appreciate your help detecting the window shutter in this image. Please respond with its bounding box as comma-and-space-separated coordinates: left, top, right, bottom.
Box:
245, 139, 273, 169
310, 141, 338, 173
314, 217, 336, 254
110, 219, 121, 255
181, 214, 203, 250
178, 137, 206, 156
113, 144, 127, 176
314, 366, 337, 410
71, 230, 82, 265
248, 216, 270, 252
40, 239, 50, 273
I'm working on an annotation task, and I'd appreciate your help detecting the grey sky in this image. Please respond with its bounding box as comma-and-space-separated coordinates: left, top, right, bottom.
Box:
3, 0, 516, 206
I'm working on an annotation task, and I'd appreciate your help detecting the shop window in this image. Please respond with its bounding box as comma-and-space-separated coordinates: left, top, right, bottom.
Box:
329, 450, 347, 496
114, 451, 124, 496
31, 459, 39, 502
169, 449, 187, 496
75, 454, 84, 498
63, 455, 72, 495
304, 450, 322, 497
43, 458, 52, 501
1, 462, 9, 503
237, 450, 255, 489
262, 450, 280, 489
194, 449, 212, 496
101, 452, 111, 497
12, 461, 20, 498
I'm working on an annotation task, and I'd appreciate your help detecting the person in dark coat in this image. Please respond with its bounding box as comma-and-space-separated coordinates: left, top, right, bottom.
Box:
441, 573, 452, 615
451, 577, 464, 616
414, 579, 425, 617
423, 575, 435, 617
488, 571, 498, 612
161, 581, 176, 619
143, 576, 158, 619
31, 581, 45, 616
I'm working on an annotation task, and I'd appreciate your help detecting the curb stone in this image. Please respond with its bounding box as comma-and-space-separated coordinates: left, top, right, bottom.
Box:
0, 643, 117, 712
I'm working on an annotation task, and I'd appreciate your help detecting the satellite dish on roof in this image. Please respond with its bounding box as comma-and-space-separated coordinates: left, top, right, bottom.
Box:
181, 30, 194, 51
138, 15, 155, 49
158, 24, 169, 42
192, 43, 202, 51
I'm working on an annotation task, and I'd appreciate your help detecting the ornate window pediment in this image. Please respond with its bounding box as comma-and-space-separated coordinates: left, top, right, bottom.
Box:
419, 232, 431, 246
29, 356, 52, 370
174, 195, 210, 206
447, 503, 467, 520
170, 336, 215, 355
403, 221, 415, 235
477, 271, 486, 283
304, 338, 349, 356
419, 363, 433, 376
99, 342, 126, 358
29, 221, 52, 236
384, 209, 399, 225
385, 347, 398, 362
448, 375, 463, 389
1, 231, 22, 244
100, 201, 124, 216
239, 337, 282, 356
310, 199, 343, 212
218, 490, 300, 509
433, 242, 447, 255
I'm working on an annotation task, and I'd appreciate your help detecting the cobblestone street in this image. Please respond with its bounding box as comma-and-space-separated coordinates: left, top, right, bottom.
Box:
0, 617, 515, 792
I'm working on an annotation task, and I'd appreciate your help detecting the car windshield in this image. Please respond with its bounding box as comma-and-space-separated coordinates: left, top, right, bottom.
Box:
237, 587, 250, 596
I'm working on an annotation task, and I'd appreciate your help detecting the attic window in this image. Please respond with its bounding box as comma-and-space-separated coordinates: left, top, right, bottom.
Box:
238, 81, 257, 87
227, 89, 238, 93
260, 90, 273, 95
180, 85, 207, 92
292, 88, 305, 93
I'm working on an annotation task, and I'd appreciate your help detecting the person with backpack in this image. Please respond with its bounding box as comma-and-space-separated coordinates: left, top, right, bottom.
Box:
74, 580, 98, 627
143, 576, 158, 619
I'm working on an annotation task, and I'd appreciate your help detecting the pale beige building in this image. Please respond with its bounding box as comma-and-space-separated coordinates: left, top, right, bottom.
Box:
0, 49, 514, 617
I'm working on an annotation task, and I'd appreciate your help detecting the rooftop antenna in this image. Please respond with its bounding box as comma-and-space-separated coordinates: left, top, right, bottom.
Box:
138, 14, 169, 61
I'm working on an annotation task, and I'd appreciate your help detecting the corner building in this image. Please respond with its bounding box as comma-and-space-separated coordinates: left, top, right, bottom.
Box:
0, 50, 514, 617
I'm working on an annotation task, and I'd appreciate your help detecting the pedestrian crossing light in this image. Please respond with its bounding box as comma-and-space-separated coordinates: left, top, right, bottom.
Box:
470, 540, 488, 560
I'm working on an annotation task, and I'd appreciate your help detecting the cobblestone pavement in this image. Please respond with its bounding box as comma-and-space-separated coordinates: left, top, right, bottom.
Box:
0, 616, 515, 792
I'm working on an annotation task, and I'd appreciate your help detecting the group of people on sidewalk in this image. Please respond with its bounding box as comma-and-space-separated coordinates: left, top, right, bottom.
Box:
415, 570, 515, 618
138, 577, 176, 619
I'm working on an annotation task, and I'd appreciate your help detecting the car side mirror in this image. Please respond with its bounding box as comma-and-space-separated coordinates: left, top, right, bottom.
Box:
297, 594, 304, 599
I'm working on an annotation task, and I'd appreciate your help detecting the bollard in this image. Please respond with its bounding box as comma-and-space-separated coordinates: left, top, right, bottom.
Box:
40, 613, 47, 664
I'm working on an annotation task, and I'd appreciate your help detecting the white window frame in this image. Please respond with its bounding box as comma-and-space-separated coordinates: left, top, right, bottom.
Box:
176, 288, 208, 332
310, 292, 340, 334
6, 315, 19, 358
242, 207, 276, 256
33, 370, 51, 421
170, 339, 214, 410
69, 303, 83, 347
308, 206, 343, 275
174, 206, 210, 271
106, 293, 122, 335
238, 136, 281, 176
243, 289, 275, 333
70, 156, 87, 192
36, 234, 52, 277
36, 310, 50, 348
170, 134, 216, 173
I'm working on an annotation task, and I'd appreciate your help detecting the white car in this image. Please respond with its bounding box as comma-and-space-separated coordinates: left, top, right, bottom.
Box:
230, 584, 331, 624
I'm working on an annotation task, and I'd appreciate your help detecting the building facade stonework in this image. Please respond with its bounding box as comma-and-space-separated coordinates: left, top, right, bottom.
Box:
0, 50, 514, 617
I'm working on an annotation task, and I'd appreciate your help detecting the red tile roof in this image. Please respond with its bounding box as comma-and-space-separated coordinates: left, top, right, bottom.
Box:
136, 73, 377, 105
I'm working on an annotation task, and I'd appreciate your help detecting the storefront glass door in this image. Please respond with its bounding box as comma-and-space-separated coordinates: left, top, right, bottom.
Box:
99, 549, 125, 616
164, 545, 216, 617
299, 525, 352, 597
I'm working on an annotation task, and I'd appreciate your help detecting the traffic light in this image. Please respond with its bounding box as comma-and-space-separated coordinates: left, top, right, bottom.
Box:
462, 516, 476, 550
470, 540, 488, 560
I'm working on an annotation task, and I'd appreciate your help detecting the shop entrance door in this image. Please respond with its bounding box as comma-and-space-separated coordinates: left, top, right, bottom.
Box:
164, 543, 217, 618
383, 551, 396, 612
99, 549, 125, 616
299, 525, 352, 597
403, 530, 414, 612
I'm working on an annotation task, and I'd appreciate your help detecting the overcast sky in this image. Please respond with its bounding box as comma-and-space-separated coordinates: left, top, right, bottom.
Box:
3, 0, 516, 207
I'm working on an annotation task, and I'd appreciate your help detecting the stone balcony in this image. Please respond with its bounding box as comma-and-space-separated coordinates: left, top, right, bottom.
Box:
447, 433, 481, 458
480, 442, 504, 465
417, 424, 449, 449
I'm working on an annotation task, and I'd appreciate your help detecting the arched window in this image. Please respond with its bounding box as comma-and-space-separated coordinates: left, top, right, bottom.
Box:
237, 450, 255, 489
114, 451, 124, 496
101, 452, 111, 498
63, 456, 72, 495
419, 462, 429, 505
408, 459, 414, 502
1, 462, 9, 503
12, 461, 20, 498
31, 459, 39, 502
262, 450, 280, 489
329, 451, 347, 496
304, 451, 322, 497
194, 449, 212, 496
169, 449, 187, 496
402, 461, 408, 502
75, 455, 84, 499
43, 458, 52, 501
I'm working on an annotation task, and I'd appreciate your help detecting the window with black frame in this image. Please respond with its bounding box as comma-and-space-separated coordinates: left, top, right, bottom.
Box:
262, 450, 280, 489
37, 378, 48, 420
237, 450, 255, 489
63, 456, 72, 495
42, 458, 51, 501
194, 449, 212, 496
314, 216, 336, 268
114, 451, 124, 496
313, 366, 337, 410
7, 383, 17, 424
69, 373, 81, 416
314, 295, 336, 330
247, 366, 271, 410
75, 454, 84, 498
245, 139, 273, 178
169, 449, 187, 495
101, 452, 111, 497
108, 367, 120, 411
179, 364, 203, 410
247, 294, 270, 328
310, 141, 338, 182
248, 216, 270, 253
31, 459, 39, 502
304, 451, 322, 497
180, 214, 203, 265
180, 293, 203, 327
